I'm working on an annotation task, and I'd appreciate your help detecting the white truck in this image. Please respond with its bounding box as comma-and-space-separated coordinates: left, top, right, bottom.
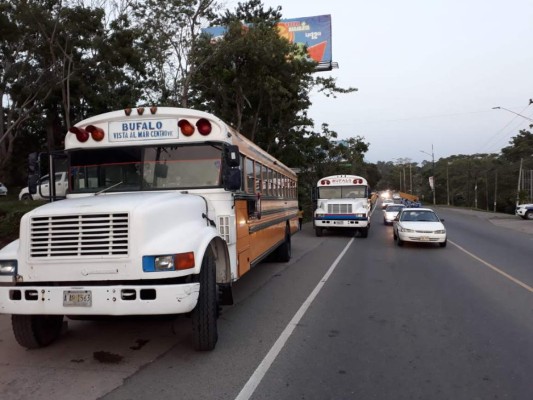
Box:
18, 172, 68, 201
313, 175, 372, 237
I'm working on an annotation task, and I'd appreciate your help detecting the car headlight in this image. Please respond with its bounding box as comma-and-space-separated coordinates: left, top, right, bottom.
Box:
399, 226, 413, 233
434, 230, 446, 234
0, 260, 17, 275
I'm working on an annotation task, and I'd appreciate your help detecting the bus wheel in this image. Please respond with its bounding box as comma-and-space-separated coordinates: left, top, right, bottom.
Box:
360, 227, 369, 238
191, 249, 218, 351
12, 315, 64, 349
315, 227, 323, 237
274, 227, 292, 262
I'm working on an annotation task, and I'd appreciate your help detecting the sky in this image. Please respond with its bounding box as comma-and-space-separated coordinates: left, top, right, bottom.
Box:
228, 0, 533, 164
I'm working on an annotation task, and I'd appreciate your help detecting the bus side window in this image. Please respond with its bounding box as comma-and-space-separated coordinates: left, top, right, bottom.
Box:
246, 158, 254, 194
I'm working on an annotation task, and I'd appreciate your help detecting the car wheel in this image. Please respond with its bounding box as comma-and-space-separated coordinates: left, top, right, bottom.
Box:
20, 193, 32, 201
439, 240, 447, 248
396, 235, 404, 246
526, 211, 533, 220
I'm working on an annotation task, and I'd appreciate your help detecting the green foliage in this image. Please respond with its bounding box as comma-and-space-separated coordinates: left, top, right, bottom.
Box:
0, 198, 45, 248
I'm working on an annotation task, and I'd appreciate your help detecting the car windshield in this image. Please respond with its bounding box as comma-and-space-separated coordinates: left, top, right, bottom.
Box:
69, 144, 223, 193
386, 205, 404, 212
400, 210, 439, 222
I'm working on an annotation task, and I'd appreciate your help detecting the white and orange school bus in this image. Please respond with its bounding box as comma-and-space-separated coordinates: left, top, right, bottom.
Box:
0, 107, 298, 351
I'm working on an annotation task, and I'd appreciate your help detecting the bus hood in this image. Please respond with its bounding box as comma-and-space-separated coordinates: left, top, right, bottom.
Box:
23, 191, 205, 216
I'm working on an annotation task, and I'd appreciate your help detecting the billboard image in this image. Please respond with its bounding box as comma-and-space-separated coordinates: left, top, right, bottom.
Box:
203, 15, 336, 71
276, 15, 333, 70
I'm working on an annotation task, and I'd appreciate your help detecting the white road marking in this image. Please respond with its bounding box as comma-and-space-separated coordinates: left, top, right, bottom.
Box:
234, 238, 355, 400
450, 240, 533, 293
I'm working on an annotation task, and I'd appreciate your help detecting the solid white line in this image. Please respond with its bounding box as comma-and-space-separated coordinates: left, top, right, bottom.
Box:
234, 238, 355, 400
450, 240, 533, 293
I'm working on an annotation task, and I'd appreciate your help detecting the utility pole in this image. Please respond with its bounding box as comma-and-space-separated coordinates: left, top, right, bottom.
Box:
420, 145, 436, 205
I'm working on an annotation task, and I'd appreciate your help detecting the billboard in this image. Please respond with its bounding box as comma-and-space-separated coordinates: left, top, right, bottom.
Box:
276, 15, 333, 71
202, 15, 336, 72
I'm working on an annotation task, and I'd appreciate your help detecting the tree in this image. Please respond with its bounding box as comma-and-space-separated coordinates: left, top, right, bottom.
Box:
131, 0, 220, 107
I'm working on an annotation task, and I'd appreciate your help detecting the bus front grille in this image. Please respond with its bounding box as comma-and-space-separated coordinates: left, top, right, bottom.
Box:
30, 213, 129, 258
328, 204, 352, 214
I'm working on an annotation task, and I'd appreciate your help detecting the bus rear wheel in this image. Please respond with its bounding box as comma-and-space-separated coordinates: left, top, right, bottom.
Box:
191, 248, 218, 351
315, 227, 323, 237
273, 226, 291, 262
12, 314, 64, 349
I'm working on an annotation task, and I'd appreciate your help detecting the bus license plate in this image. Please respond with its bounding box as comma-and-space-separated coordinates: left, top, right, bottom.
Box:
63, 290, 92, 307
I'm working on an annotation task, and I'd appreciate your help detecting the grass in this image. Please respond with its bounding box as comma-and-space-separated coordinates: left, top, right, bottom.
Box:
0, 193, 46, 248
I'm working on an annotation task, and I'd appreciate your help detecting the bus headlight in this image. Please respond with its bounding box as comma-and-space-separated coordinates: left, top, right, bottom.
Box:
143, 253, 195, 272
0, 260, 17, 275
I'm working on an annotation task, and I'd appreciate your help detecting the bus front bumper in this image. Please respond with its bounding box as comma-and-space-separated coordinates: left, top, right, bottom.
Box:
0, 282, 200, 315
314, 219, 369, 228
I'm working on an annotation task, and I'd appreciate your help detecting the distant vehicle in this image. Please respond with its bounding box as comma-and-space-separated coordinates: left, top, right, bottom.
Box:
381, 199, 394, 209
313, 175, 371, 237
383, 204, 405, 225
515, 204, 533, 220
18, 172, 68, 200
392, 208, 447, 247
0, 182, 7, 196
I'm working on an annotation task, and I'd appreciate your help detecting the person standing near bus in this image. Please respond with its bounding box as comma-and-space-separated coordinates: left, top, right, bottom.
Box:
298, 206, 304, 230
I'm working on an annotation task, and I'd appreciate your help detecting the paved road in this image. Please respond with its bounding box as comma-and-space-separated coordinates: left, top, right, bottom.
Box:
434, 206, 533, 235
0, 206, 531, 399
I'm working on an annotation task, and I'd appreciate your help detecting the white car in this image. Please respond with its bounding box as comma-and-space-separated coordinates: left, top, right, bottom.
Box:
383, 204, 405, 225
19, 172, 68, 201
0, 182, 7, 196
515, 204, 533, 220
381, 199, 394, 209
393, 208, 447, 247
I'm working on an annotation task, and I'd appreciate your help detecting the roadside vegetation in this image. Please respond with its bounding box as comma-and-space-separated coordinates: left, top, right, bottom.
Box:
0, 194, 45, 248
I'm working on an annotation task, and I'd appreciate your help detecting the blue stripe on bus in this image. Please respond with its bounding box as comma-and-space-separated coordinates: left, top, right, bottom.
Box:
315, 215, 368, 221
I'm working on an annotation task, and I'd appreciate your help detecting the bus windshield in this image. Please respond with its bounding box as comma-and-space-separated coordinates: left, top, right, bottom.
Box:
69, 144, 223, 193
318, 185, 367, 199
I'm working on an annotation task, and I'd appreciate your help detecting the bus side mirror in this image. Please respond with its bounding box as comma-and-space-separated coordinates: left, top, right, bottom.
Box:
225, 145, 240, 168
224, 168, 241, 191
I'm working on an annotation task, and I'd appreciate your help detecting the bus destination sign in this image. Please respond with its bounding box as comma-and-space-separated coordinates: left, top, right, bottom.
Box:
108, 119, 179, 142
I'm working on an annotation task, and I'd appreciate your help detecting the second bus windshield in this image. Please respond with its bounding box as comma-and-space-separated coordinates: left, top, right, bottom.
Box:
318, 185, 367, 199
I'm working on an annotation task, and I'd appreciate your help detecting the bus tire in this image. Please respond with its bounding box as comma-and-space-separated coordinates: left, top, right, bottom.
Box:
273, 227, 292, 262
191, 249, 218, 351
360, 227, 369, 238
315, 227, 323, 237
12, 314, 64, 349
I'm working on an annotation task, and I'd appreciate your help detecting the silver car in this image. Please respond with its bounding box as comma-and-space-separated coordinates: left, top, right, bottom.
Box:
383, 204, 405, 225
0, 182, 7, 196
